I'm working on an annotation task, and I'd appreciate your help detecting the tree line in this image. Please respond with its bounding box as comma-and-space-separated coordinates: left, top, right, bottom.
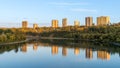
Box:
0, 28, 26, 43
0, 25, 120, 43
39, 26, 120, 43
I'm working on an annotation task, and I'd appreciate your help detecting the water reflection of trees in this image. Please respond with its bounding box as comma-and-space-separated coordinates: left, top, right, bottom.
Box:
0, 44, 22, 54
0, 39, 120, 60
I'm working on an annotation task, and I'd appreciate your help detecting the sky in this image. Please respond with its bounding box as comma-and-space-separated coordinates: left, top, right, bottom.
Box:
0, 0, 120, 27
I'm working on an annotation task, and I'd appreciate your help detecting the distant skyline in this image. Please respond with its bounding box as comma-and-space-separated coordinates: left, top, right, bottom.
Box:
0, 0, 120, 27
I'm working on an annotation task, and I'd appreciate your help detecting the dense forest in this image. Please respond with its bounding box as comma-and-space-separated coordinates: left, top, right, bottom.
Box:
0, 28, 26, 43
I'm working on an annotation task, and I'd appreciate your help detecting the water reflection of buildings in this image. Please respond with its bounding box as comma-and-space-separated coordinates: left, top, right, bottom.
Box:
97, 51, 110, 60
51, 46, 58, 55
20, 42, 111, 61
62, 47, 67, 56
21, 44, 27, 53
33, 43, 38, 51
74, 48, 80, 55
86, 49, 93, 59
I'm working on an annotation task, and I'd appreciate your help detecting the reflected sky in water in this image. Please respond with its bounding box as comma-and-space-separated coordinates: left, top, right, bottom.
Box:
0, 40, 120, 68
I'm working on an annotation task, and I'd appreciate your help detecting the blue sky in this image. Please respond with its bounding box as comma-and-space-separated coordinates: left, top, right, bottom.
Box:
0, 0, 120, 27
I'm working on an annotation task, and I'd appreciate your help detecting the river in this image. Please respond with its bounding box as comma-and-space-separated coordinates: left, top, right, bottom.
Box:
0, 39, 120, 68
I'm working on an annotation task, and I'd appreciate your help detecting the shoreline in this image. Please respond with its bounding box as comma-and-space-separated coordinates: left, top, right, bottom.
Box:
0, 37, 120, 47
0, 39, 30, 46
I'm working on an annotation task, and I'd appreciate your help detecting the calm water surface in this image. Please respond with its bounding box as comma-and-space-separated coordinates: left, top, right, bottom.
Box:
0, 40, 120, 68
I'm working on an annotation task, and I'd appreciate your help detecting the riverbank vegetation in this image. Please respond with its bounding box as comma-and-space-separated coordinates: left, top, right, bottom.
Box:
0, 24, 120, 44
0, 29, 26, 43
39, 26, 120, 43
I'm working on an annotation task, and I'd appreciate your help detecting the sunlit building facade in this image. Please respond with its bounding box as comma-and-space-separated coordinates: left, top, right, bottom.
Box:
74, 20, 80, 26
33, 24, 39, 29
85, 17, 93, 27
52, 20, 59, 28
22, 21, 28, 28
62, 18, 67, 27
97, 16, 110, 26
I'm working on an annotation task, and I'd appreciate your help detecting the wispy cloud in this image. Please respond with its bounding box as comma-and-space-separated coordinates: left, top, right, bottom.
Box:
49, 2, 89, 6
48, 2, 97, 13
71, 8, 97, 13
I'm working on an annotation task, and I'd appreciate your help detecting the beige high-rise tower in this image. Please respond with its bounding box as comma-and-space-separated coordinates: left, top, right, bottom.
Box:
74, 20, 80, 26
85, 17, 93, 27
22, 21, 28, 28
52, 20, 59, 28
97, 16, 110, 26
33, 24, 38, 29
62, 18, 67, 27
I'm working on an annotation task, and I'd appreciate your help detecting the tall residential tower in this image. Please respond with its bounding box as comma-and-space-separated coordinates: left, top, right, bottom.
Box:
33, 24, 38, 29
97, 16, 110, 26
62, 18, 67, 27
22, 21, 28, 28
85, 17, 93, 27
52, 20, 59, 28
74, 20, 80, 27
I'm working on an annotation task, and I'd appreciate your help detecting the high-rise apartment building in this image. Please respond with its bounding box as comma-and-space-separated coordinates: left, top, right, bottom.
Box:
85, 17, 93, 27
33, 24, 38, 29
62, 18, 67, 27
22, 21, 28, 28
74, 20, 80, 26
52, 20, 59, 28
97, 16, 110, 26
